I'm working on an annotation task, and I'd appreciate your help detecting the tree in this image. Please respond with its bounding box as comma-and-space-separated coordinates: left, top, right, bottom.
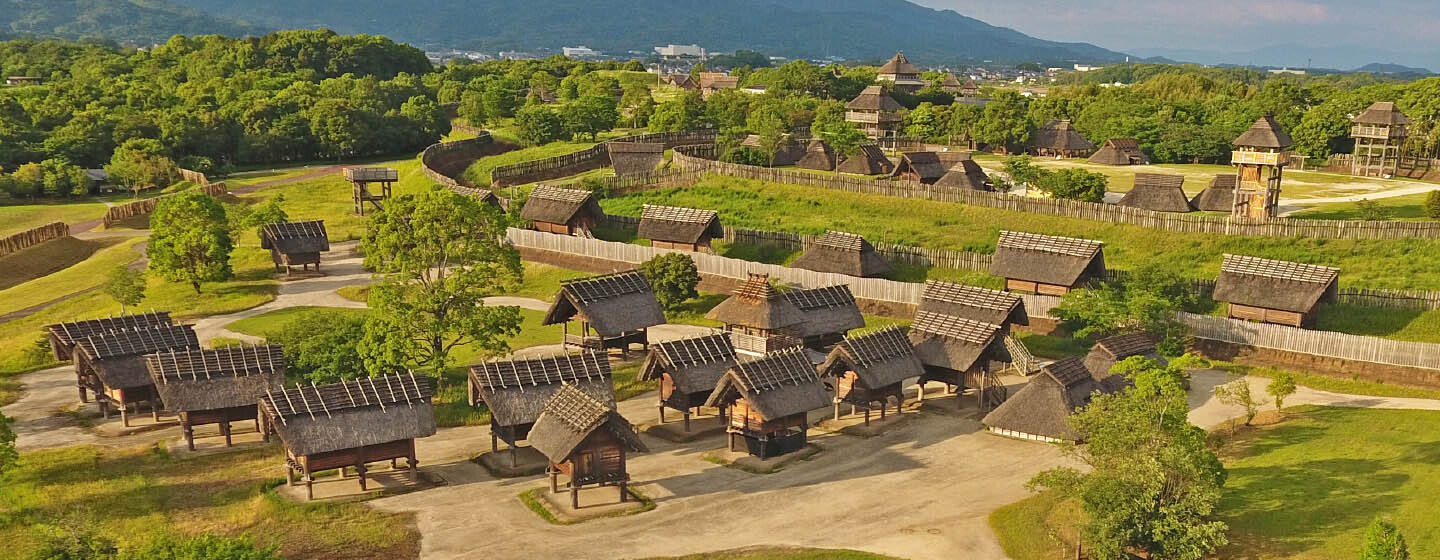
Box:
1355, 199, 1392, 221
1001, 155, 1045, 188
267, 310, 367, 384
513, 105, 565, 146
1266, 372, 1297, 413
560, 94, 619, 141
104, 138, 177, 196
1052, 264, 1195, 355
1427, 190, 1440, 219
1037, 168, 1108, 202
746, 104, 789, 167
816, 119, 866, 174
1360, 517, 1411, 560
974, 90, 1031, 151
102, 266, 145, 311
1030, 357, 1228, 560
1213, 375, 1260, 427
636, 253, 699, 312
481, 84, 519, 119
358, 186, 523, 381
147, 191, 232, 293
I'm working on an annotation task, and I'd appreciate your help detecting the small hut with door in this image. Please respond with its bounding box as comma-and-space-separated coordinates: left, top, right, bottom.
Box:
344, 167, 397, 215
469, 352, 616, 463
934, 156, 993, 190
1117, 173, 1194, 213
705, 273, 808, 355
639, 333, 738, 430
608, 142, 665, 176
541, 270, 666, 354
260, 220, 330, 274
835, 144, 896, 175
784, 285, 866, 350
260, 374, 436, 500
520, 185, 606, 236
73, 324, 200, 426
1213, 254, 1338, 327
1083, 332, 1162, 390
982, 357, 1118, 442
845, 86, 904, 138
940, 74, 966, 95
796, 139, 838, 171
1087, 138, 1148, 165
1032, 120, 1095, 158
530, 384, 648, 508
990, 230, 1106, 295
907, 311, 1010, 409
1190, 175, 1237, 212
637, 204, 724, 252
146, 345, 286, 450
918, 281, 1028, 332
707, 347, 830, 458
819, 327, 924, 425
791, 230, 891, 278
45, 311, 173, 362
891, 152, 947, 184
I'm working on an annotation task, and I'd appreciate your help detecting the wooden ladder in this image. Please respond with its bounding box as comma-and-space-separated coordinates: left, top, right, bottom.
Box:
1004, 334, 1038, 376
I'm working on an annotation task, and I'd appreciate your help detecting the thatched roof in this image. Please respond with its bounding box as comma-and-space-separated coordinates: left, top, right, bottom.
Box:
520, 185, 604, 225
740, 134, 805, 166
542, 271, 665, 336
46, 311, 173, 355
796, 139, 838, 171
146, 345, 286, 412
1082, 332, 1159, 392
1352, 101, 1410, 126
260, 220, 330, 254
260, 374, 436, 457
1190, 175, 1236, 212
818, 327, 923, 389
835, 145, 896, 175
891, 152, 948, 184
705, 273, 809, 331
1213, 254, 1339, 313
982, 357, 1108, 441
1233, 115, 1293, 149
878, 51, 921, 75
639, 333, 737, 395
608, 142, 665, 176
933, 157, 991, 190
785, 285, 866, 339
907, 311, 1007, 372
706, 347, 828, 420
846, 86, 904, 112
75, 325, 200, 390
698, 72, 739, 90
1033, 120, 1095, 153
940, 73, 964, 92
469, 352, 615, 428
1117, 173, 1193, 213
528, 384, 647, 463
448, 185, 503, 206
637, 204, 723, 244
918, 281, 1029, 327
990, 230, 1106, 287
1088, 138, 1148, 165
790, 231, 891, 278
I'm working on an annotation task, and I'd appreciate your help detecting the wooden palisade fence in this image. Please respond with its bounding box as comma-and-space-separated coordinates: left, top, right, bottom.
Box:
489, 130, 720, 186
0, 221, 69, 258
103, 183, 229, 227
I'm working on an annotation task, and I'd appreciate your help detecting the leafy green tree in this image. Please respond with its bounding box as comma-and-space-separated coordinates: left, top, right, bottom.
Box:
267, 310, 367, 384
558, 74, 580, 101
147, 191, 233, 294
481, 84, 519, 119
1360, 517, 1410, 560
560, 95, 619, 141
1052, 264, 1195, 355
637, 252, 700, 312
105, 138, 178, 196
358, 186, 523, 381
1213, 375, 1260, 426
947, 102, 983, 145
746, 104, 789, 167
1001, 155, 1045, 187
513, 105, 566, 146
1426, 190, 1440, 219
648, 92, 704, 132
903, 102, 944, 141
1037, 168, 1108, 202
974, 90, 1031, 151
1355, 199, 1392, 221
1267, 371, 1297, 412
102, 266, 145, 312
816, 119, 866, 174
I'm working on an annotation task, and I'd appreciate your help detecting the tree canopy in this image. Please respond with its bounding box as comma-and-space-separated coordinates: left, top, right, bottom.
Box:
146, 191, 233, 293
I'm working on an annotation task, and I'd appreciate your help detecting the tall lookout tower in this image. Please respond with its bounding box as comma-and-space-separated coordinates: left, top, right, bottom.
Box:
1230, 115, 1292, 220
1350, 101, 1409, 178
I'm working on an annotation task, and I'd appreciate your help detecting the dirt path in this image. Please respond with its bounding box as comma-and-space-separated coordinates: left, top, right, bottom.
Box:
191, 242, 369, 344
228, 166, 346, 195
1185, 369, 1440, 429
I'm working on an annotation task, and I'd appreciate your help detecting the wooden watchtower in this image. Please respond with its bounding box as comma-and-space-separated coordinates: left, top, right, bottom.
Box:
1230, 115, 1292, 220
1350, 102, 1410, 178
344, 167, 398, 215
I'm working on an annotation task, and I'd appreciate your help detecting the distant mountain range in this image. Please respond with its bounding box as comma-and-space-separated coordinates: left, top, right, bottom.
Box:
0, 0, 266, 45
1128, 44, 1435, 74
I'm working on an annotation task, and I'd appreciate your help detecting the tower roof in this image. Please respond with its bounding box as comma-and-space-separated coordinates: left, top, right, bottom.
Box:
1233, 115, 1293, 149
1352, 101, 1410, 126
878, 51, 921, 75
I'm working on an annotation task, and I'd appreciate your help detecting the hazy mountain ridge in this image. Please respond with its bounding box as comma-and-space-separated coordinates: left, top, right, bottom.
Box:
0, 0, 269, 45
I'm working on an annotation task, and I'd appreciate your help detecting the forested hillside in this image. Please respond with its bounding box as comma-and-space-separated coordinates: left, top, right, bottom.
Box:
0, 0, 267, 44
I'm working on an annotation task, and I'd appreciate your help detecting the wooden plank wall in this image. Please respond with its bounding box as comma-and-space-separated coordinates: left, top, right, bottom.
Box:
0, 221, 69, 258
102, 183, 229, 226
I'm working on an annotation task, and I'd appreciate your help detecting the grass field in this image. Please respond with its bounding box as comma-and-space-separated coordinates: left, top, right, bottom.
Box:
0, 444, 417, 559
0, 199, 110, 236
1291, 191, 1438, 221
1312, 304, 1440, 344
460, 140, 603, 187
0, 236, 127, 292
988, 488, 1084, 560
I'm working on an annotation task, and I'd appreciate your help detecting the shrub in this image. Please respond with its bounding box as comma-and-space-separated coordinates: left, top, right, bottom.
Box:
267, 310, 368, 384
637, 252, 700, 312
1360, 517, 1410, 560
1425, 190, 1440, 220
1355, 199, 1391, 221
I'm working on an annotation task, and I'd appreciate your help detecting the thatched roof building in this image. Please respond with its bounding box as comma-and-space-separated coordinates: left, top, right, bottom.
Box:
1117, 173, 1194, 213
260, 220, 330, 272
820, 327, 923, 421
520, 185, 605, 235
891, 152, 948, 184
939, 73, 965, 94
876, 51, 923, 88
706, 347, 829, 421
907, 311, 1008, 376
846, 86, 904, 138
1234, 115, 1294, 149
1213, 254, 1339, 327
45, 311, 173, 361
982, 357, 1115, 442
608, 142, 665, 176
1032, 120, 1095, 157
542, 271, 665, 351
835, 145, 895, 175
796, 139, 837, 171
637, 204, 723, 251
990, 230, 1106, 295
74, 325, 200, 426
640, 333, 738, 424
933, 157, 992, 190
1087, 138, 1148, 165
706, 274, 808, 355
790, 230, 891, 278
1353, 101, 1410, 127
918, 281, 1029, 329
1082, 332, 1159, 392
784, 284, 866, 347
147, 345, 286, 450
1190, 175, 1236, 212
846, 85, 905, 113
529, 384, 648, 507
740, 134, 805, 166
470, 352, 616, 436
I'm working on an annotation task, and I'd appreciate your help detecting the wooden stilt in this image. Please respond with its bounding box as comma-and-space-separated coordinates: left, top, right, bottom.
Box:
222, 421, 233, 447
683, 410, 691, 432
571, 485, 579, 510
184, 421, 195, 451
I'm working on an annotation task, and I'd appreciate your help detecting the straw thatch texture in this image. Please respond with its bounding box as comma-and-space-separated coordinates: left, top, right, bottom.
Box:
1032, 120, 1095, 155
846, 86, 904, 112
1233, 115, 1293, 149
1352, 102, 1410, 126
1190, 175, 1237, 212
835, 145, 896, 175
907, 311, 1005, 372
790, 231, 891, 278
637, 204, 722, 244
933, 158, 992, 190
75, 325, 200, 390
1117, 173, 1194, 213
260, 374, 436, 457
819, 327, 923, 389
785, 285, 866, 338
1082, 333, 1160, 392
1213, 254, 1339, 313
706, 347, 829, 420
46, 311, 173, 360
705, 273, 809, 331
877, 52, 921, 75
520, 185, 604, 225
982, 357, 1109, 441
1087, 138, 1148, 165
990, 230, 1106, 287
146, 345, 286, 412
542, 270, 665, 336
528, 384, 647, 463
918, 281, 1029, 327
891, 152, 947, 184
639, 333, 737, 395
608, 142, 665, 176
796, 139, 838, 171
469, 352, 615, 427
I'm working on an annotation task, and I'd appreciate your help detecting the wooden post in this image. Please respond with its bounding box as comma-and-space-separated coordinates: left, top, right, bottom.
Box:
222, 420, 233, 447
184, 421, 195, 451
549, 466, 559, 493
358, 463, 368, 491
683, 410, 690, 432
571, 485, 579, 510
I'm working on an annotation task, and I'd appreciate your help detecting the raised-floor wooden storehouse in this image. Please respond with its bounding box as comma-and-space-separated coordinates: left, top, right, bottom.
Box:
45, 311, 173, 362
608, 142, 665, 176
819, 327, 924, 425
796, 139, 838, 171
73, 324, 200, 426
542, 270, 666, 353
791, 230, 891, 278
639, 333, 738, 430
1032, 120, 1095, 158
982, 357, 1117, 442
637, 204, 723, 252
891, 152, 947, 184
934, 157, 993, 190
520, 185, 606, 236
260, 220, 330, 274
907, 311, 1010, 410
846, 86, 904, 138
344, 167, 397, 216
1231, 115, 1293, 220
1213, 254, 1339, 327
1083, 332, 1161, 390
1117, 173, 1194, 213
1087, 138, 1148, 165
707, 347, 830, 458
919, 281, 1028, 333
146, 345, 286, 450
835, 144, 896, 175
784, 285, 866, 350
1351, 101, 1410, 178
705, 273, 808, 355
1190, 175, 1237, 212
260, 374, 435, 500
991, 230, 1106, 295
530, 384, 648, 508
469, 352, 616, 463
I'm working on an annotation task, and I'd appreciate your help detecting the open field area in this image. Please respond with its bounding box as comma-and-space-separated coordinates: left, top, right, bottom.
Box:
0, 199, 110, 236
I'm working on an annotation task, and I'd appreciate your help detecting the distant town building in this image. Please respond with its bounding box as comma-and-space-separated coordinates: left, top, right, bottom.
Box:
562, 46, 602, 58
1268, 67, 1306, 75
876, 51, 925, 92
655, 44, 706, 59
1073, 64, 1103, 72
4, 76, 42, 86
697, 72, 739, 98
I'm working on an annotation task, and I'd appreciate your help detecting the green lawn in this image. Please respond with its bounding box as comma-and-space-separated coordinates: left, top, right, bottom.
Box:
1311, 304, 1440, 344
461, 140, 603, 187
0, 199, 110, 235
220, 167, 326, 188
989, 488, 1084, 560
1291, 191, 1439, 221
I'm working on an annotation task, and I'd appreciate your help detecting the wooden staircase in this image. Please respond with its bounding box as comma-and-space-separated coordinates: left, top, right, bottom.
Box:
1004, 334, 1039, 376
